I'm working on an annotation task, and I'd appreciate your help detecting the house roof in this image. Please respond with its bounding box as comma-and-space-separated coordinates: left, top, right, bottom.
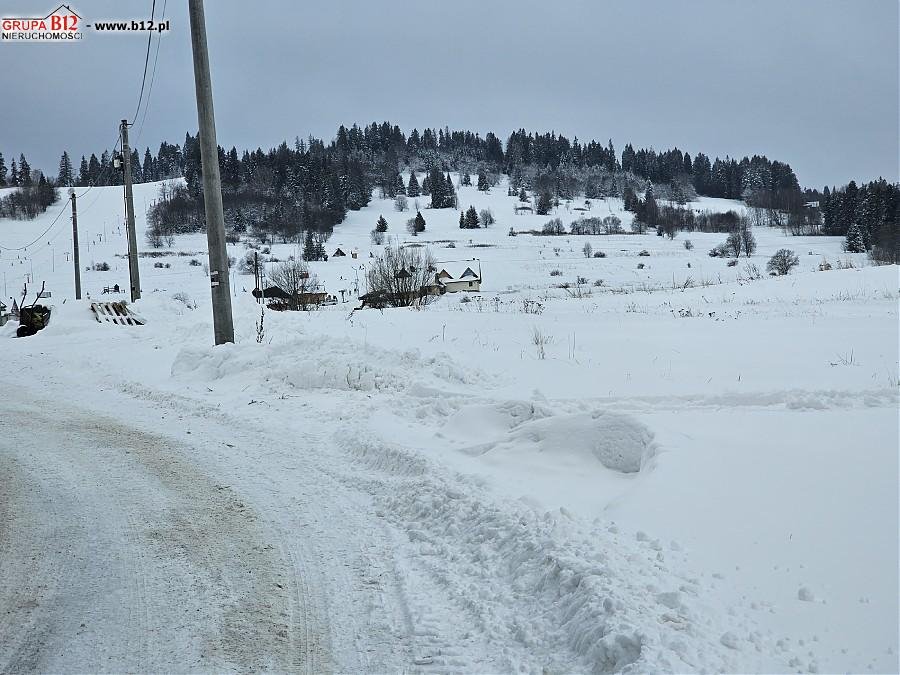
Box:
436, 262, 480, 283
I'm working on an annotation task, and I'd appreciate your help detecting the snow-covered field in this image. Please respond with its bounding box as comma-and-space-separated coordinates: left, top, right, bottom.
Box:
1, 178, 897, 673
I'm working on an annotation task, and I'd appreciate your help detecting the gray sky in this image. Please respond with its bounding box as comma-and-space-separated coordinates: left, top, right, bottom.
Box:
2, 0, 897, 189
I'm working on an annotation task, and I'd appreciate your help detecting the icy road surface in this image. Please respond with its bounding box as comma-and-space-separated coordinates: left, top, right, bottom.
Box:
0, 389, 419, 673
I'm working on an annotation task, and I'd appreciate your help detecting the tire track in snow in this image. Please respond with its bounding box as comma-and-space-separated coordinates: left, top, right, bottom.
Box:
0, 392, 322, 673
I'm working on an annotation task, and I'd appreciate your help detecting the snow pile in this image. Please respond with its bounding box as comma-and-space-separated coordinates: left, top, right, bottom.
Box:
460, 410, 657, 474
171, 336, 484, 396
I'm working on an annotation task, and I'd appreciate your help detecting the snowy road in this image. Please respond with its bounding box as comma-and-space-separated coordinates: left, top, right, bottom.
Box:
0, 389, 414, 673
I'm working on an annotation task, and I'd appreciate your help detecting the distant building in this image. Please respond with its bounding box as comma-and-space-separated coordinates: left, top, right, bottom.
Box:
435, 261, 481, 293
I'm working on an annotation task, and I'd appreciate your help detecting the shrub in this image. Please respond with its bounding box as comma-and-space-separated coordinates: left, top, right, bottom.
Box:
549, 269, 563, 277
479, 208, 495, 227
542, 218, 565, 236
683, 239, 694, 250
767, 249, 800, 276
93, 262, 110, 271
709, 243, 729, 258
189, 258, 202, 266
593, 251, 606, 258
727, 259, 738, 267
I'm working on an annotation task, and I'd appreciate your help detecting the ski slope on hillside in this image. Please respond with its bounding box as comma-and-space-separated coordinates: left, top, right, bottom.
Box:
1, 178, 897, 673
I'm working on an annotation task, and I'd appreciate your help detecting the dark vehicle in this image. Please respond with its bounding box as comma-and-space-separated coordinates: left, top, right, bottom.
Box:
17, 305, 51, 338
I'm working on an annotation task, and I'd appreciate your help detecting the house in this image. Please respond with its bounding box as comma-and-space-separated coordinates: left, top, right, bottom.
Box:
435, 260, 481, 293
333, 248, 347, 257
0, 300, 7, 327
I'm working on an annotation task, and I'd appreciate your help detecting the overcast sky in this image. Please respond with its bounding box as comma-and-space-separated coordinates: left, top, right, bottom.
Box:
2, 0, 897, 188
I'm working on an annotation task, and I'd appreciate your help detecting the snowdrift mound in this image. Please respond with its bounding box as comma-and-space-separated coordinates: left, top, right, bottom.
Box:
336, 423, 768, 674
440, 400, 552, 442
171, 336, 484, 396
459, 410, 658, 474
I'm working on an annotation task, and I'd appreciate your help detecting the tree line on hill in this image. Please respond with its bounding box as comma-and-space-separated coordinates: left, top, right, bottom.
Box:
3, 122, 896, 265
0, 152, 57, 219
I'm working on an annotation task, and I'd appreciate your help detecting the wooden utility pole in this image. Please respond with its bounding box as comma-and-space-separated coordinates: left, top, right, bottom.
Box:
69, 189, 82, 300
188, 0, 234, 345
120, 120, 141, 301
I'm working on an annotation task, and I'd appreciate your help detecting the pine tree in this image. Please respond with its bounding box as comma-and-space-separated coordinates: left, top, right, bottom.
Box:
57, 151, 74, 186
845, 221, 865, 253
10, 159, 18, 186
376, 215, 388, 232
407, 171, 420, 197
0, 152, 6, 187
477, 170, 489, 191
464, 205, 480, 229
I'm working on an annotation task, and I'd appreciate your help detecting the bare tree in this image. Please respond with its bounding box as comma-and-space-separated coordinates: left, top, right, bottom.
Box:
365, 244, 437, 308
268, 259, 320, 310
766, 249, 799, 276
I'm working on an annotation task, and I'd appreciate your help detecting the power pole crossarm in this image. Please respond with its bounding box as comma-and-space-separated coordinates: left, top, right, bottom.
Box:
188, 0, 234, 345
120, 120, 141, 302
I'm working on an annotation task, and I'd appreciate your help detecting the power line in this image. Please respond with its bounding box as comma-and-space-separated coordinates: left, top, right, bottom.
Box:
0, 199, 70, 252
134, 0, 167, 144
131, 0, 158, 125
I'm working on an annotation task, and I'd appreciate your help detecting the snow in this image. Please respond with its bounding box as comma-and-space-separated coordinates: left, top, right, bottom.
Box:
0, 177, 897, 673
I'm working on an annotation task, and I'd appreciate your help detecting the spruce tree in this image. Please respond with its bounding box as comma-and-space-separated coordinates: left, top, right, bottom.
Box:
395, 173, 406, 196
303, 230, 317, 261
18, 154, 32, 186
461, 172, 471, 186
407, 171, 420, 197
376, 215, 388, 232
427, 167, 445, 207
0, 152, 6, 187
459, 211, 465, 228
845, 221, 865, 253
58, 151, 74, 186
465, 205, 480, 228
10, 159, 18, 186
477, 170, 489, 191
518, 187, 528, 202
78, 155, 91, 185
536, 191, 552, 215
444, 173, 456, 208
413, 210, 426, 232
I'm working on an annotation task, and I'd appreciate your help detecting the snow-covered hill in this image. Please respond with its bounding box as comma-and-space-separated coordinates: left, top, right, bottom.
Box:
1, 178, 897, 673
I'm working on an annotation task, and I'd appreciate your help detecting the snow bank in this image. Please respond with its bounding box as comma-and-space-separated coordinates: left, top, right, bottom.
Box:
171, 335, 484, 396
